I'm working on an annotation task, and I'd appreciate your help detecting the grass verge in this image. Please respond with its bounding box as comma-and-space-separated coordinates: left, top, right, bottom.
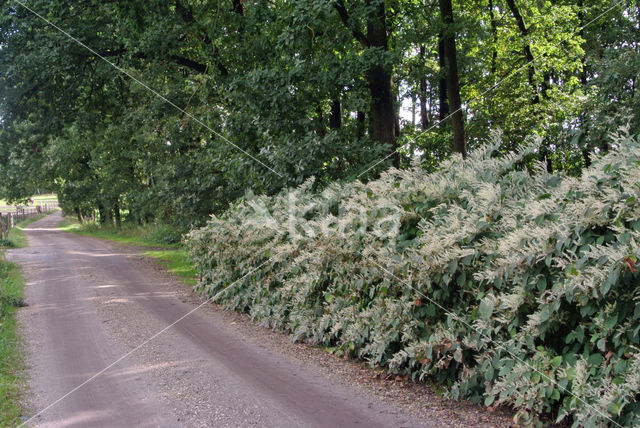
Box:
0, 213, 51, 425
143, 250, 198, 286
0, 252, 27, 426
58, 217, 197, 286
5, 213, 52, 249
58, 217, 180, 248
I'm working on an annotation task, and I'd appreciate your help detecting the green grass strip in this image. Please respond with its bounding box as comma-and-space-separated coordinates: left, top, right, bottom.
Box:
0, 212, 54, 249
0, 253, 27, 426
144, 249, 198, 286
58, 218, 179, 248
0, 213, 50, 424
6, 213, 53, 249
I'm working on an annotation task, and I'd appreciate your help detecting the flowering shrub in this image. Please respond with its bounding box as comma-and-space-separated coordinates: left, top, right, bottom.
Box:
187, 132, 640, 426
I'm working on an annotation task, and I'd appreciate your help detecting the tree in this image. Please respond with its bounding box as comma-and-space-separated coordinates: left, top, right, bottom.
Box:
0, 0, 636, 229
439, 0, 465, 156
334, 0, 398, 165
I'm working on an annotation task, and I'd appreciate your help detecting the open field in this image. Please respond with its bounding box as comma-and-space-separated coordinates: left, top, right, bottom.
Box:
0, 194, 58, 213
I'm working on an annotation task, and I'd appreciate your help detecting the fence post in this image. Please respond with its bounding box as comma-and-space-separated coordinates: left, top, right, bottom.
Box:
0, 212, 3, 239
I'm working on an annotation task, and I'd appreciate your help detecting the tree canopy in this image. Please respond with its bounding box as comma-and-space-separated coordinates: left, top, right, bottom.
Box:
0, 0, 638, 229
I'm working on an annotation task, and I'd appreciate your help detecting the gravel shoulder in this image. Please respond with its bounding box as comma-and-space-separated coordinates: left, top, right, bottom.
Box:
12, 212, 514, 427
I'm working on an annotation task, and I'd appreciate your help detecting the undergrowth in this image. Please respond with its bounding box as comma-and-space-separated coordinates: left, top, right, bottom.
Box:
59, 218, 182, 247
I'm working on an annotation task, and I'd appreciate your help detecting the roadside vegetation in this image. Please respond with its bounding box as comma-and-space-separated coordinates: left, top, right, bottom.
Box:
3, 213, 51, 249
0, 256, 26, 427
59, 217, 181, 247
0, 215, 43, 426
188, 135, 640, 426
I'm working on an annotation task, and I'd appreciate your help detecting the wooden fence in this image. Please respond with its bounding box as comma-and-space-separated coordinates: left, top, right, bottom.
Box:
0, 202, 59, 240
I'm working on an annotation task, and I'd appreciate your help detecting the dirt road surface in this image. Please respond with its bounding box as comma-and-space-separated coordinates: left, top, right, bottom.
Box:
11, 212, 514, 427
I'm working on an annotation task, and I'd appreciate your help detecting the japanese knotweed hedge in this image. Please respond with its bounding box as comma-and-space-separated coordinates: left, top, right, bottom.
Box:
187, 133, 640, 426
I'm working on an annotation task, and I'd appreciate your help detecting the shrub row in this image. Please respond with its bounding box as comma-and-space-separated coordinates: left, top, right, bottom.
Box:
187, 133, 640, 426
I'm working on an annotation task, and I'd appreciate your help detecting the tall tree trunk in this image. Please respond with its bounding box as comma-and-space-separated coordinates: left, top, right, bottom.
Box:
419, 45, 429, 129
411, 93, 416, 127
488, 0, 498, 76
356, 111, 366, 139
367, 66, 397, 151
75, 207, 84, 224
98, 203, 111, 225
439, 0, 466, 157
366, 0, 398, 166
395, 91, 401, 137
334, 0, 397, 164
578, 0, 590, 171
506, 0, 556, 170
577, 0, 605, 158
505, 0, 538, 104
438, 37, 449, 122
578, 0, 588, 86
114, 198, 121, 228
329, 97, 342, 129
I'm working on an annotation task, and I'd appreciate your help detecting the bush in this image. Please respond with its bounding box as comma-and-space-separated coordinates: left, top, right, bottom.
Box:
148, 224, 183, 245
0, 261, 25, 317
187, 132, 640, 426
0, 239, 14, 248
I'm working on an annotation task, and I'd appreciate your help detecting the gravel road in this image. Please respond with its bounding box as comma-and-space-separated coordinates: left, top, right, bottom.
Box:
11, 212, 514, 427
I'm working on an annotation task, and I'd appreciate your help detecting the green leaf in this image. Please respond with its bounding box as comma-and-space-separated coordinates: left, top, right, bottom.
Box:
477, 298, 494, 320
604, 315, 618, 330
539, 307, 551, 323
484, 395, 495, 406
587, 353, 603, 366
485, 365, 495, 381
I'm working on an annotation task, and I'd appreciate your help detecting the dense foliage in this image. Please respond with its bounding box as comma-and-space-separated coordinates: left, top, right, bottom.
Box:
2, 2, 640, 423
0, 1, 638, 230
188, 133, 640, 426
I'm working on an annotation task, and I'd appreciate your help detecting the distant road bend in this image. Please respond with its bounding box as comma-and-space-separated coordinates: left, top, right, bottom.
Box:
11, 212, 431, 428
